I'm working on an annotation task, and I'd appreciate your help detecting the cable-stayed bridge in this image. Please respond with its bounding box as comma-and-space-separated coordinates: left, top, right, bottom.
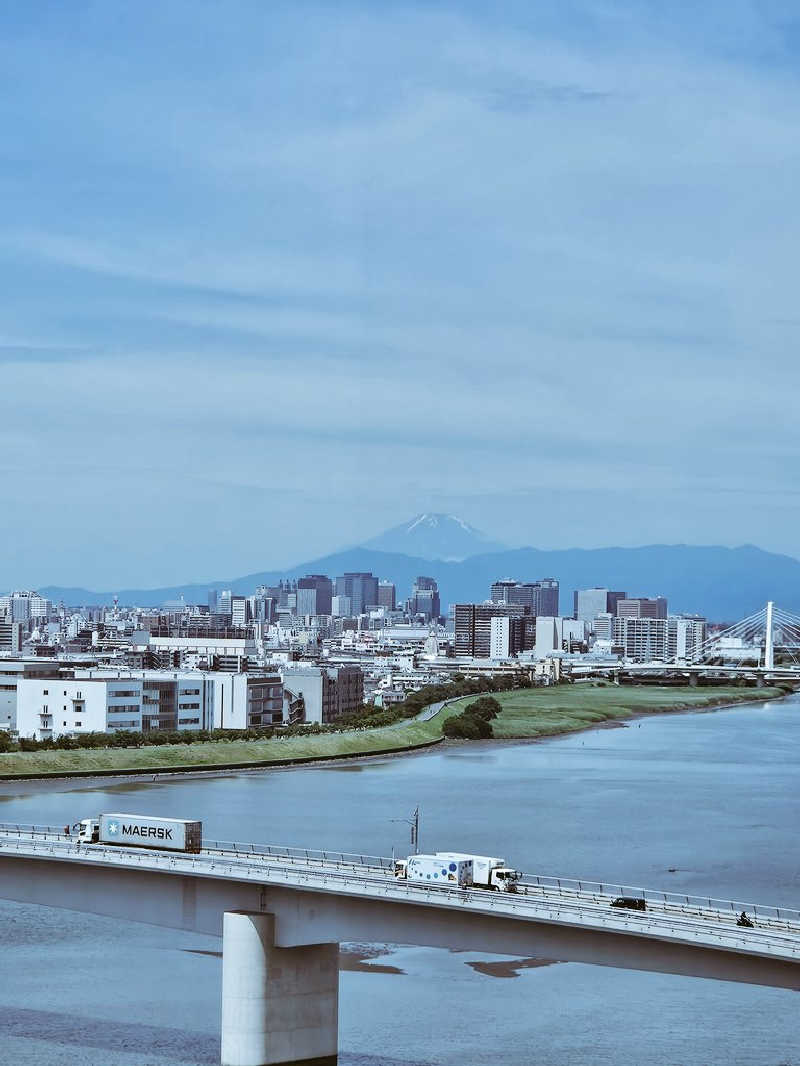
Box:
689, 601, 800, 671
570, 601, 800, 681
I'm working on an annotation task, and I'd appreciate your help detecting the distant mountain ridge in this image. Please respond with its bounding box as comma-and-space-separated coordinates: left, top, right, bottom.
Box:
39, 542, 800, 620
361, 512, 505, 560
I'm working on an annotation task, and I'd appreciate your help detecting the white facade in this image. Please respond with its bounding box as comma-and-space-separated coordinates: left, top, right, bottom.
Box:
16, 669, 284, 740
146, 635, 258, 671
534, 617, 561, 658
331, 596, 352, 618
489, 616, 511, 659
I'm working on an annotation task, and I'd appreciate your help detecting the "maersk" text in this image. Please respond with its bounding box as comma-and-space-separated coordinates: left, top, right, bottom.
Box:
121, 825, 173, 840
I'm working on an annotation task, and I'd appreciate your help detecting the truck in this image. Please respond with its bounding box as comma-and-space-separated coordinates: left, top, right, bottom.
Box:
434, 852, 521, 892
75, 813, 203, 854
394, 854, 473, 889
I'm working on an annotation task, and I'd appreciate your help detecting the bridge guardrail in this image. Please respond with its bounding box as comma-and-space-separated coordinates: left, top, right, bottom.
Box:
519, 873, 800, 925
2, 823, 798, 934
204, 839, 393, 871
2, 834, 798, 960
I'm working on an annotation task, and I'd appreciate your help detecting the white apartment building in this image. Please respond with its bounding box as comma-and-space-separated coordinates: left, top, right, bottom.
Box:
16, 669, 284, 741
489, 616, 511, 659
612, 616, 706, 663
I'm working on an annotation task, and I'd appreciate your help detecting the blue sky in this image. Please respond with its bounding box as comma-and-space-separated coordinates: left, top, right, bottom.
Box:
2, 1, 800, 589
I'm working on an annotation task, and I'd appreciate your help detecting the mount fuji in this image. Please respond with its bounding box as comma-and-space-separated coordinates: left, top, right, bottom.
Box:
361, 513, 506, 561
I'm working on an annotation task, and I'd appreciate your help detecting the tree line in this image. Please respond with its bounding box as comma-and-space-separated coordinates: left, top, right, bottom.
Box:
0, 671, 533, 753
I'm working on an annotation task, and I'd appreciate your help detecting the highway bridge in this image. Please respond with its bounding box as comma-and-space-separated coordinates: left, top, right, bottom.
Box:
1, 823, 799, 1065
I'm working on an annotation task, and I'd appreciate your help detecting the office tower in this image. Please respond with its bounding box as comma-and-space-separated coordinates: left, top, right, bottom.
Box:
217, 590, 233, 617
592, 612, 614, 640
574, 588, 627, 627
616, 596, 668, 619
409, 576, 440, 621
377, 581, 396, 610
490, 580, 538, 610
454, 602, 529, 657
490, 578, 558, 617
334, 573, 378, 615
331, 595, 352, 618
534, 578, 559, 617
231, 596, 248, 626
296, 575, 333, 616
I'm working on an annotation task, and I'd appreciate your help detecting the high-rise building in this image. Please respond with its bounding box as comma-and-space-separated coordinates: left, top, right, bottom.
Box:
491, 578, 559, 616
297, 575, 333, 616
408, 577, 440, 621
592, 612, 615, 641
616, 597, 667, 619
574, 588, 627, 627
377, 581, 396, 610
489, 615, 536, 659
534, 578, 559, 617
0, 622, 22, 654
334, 573, 378, 616
490, 580, 538, 610
231, 596, 249, 626
611, 614, 701, 661
217, 590, 233, 617
0, 591, 51, 623
454, 602, 530, 658
331, 595, 352, 618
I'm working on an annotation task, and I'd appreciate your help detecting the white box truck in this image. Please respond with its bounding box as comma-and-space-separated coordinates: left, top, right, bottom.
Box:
394, 854, 473, 888
435, 852, 520, 892
76, 813, 202, 854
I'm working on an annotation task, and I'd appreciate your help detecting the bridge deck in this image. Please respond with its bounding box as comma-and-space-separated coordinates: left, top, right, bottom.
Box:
1, 825, 798, 967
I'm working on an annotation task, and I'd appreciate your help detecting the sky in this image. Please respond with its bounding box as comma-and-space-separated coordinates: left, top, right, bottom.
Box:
2, 1, 800, 590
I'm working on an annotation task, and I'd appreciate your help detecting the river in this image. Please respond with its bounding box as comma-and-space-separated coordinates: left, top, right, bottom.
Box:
0, 693, 798, 1065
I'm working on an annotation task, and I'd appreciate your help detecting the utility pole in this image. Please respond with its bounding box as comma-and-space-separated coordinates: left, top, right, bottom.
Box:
391, 806, 421, 855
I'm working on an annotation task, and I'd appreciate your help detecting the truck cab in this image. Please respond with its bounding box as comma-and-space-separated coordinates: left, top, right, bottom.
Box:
435, 852, 521, 892
490, 867, 521, 892
76, 819, 100, 844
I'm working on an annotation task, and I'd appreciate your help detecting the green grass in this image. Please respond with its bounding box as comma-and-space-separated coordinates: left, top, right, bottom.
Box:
0, 717, 447, 777
450, 683, 786, 740
0, 684, 784, 778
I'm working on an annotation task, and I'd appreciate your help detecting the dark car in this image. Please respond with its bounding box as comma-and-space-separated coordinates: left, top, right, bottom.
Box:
611, 896, 647, 911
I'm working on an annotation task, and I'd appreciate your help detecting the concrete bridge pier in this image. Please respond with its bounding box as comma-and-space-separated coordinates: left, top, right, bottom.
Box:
221, 911, 339, 1066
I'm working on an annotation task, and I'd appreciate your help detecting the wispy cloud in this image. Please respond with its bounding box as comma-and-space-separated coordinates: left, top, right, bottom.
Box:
1, 1, 799, 584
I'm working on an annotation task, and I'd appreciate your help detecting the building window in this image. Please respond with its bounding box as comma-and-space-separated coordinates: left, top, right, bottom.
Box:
43, 689, 48, 695
74, 721, 82, 727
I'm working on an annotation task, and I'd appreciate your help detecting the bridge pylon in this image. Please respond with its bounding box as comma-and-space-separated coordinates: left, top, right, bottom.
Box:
765, 600, 774, 671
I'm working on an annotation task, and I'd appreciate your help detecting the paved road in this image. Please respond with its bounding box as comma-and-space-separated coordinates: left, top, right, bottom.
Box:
2, 823, 799, 965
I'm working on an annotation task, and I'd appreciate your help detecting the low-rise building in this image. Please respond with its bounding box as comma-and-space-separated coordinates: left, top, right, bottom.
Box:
16, 669, 284, 740
281, 665, 364, 724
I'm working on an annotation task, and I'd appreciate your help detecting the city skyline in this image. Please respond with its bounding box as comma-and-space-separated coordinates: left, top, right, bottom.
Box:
2, 2, 800, 588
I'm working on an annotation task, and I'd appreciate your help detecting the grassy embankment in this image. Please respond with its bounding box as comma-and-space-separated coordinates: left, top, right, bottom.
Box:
0, 684, 784, 778
443, 683, 786, 740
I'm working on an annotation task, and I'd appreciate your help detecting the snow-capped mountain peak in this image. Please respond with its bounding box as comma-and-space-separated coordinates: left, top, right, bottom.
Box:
362, 513, 505, 561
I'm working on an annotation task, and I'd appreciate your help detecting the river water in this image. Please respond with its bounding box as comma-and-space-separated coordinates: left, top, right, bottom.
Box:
0, 694, 799, 1065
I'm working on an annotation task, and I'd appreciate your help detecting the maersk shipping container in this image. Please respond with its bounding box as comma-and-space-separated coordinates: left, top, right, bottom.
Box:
98, 813, 202, 853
